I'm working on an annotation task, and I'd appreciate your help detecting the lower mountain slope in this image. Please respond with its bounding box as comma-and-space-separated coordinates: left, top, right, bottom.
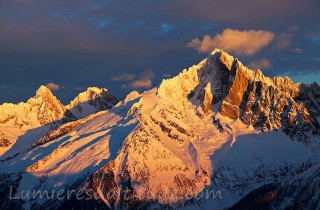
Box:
228, 163, 320, 210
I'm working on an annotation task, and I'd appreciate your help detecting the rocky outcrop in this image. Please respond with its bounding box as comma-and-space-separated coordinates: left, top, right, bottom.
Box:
297, 82, 320, 116
0, 130, 11, 148
32, 111, 107, 147
203, 82, 213, 114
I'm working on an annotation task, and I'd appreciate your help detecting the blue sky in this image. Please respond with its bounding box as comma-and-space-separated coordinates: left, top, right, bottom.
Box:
0, 0, 320, 104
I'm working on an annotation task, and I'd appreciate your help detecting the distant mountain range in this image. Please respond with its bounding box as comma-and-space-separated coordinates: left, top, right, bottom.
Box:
0, 49, 319, 210
0, 86, 118, 157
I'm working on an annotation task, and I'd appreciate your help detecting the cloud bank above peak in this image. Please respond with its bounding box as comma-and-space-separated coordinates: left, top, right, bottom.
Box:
187, 29, 275, 56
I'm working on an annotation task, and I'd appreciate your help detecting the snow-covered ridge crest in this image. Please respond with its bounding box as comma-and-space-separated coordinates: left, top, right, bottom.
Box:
66, 86, 118, 119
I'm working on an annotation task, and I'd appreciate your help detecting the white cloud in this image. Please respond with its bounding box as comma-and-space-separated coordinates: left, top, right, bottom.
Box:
122, 70, 155, 89
274, 25, 300, 50
248, 59, 272, 70
46, 82, 60, 90
187, 28, 275, 56
110, 73, 135, 81
275, 32, 292, 50
292, 48, 302, 53
288, 25, 299, 32
74, 87, 84, 91
163, 73, 172, 78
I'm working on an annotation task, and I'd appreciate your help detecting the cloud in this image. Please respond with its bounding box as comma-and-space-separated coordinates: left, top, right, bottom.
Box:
74, 87, 84, 91
274, 25, 300, 50
167, 0, 320, 22
187, 35, 213, 54
288, 25, 299, 32
123, 70, 155, 89
187, 29, 274, 56
163, 73, 172, 78
46, 82, 60, 90
292, 48, 302, 53
110, 73, 135, 81
275, 33, 292, 50
248, 59, 272, 70
0, 85, 9, 90
159, 23, 174, 35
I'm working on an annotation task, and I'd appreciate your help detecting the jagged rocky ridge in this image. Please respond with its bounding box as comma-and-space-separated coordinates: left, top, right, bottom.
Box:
0, 86, 118, 157
0, 49, 319, 210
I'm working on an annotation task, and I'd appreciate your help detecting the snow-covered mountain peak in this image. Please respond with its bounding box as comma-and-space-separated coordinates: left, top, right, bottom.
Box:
34, 85, 53, 98
122, 90, 141, 104
0, 86, 72, 129
210, 47, 223, 55
210, 48, 236, 70
80, 87, 108, 98
158, 48, 237, 107
69, 87, 112, 103
67, 87, 118, 119
158, 49, 319, 140
28, 86, 64, 108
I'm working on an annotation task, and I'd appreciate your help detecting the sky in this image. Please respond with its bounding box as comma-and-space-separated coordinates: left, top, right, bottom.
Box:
1, 0, 320, 104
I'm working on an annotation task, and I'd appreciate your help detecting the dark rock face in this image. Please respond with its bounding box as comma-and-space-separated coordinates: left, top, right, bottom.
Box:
0, 173, 24, 210
228, 164, 320, 210
297, 82, 320, 116
228, 183, 278, 210
216, 53, 320, 141
186, 51, 237, 110
0, 130, 11, 148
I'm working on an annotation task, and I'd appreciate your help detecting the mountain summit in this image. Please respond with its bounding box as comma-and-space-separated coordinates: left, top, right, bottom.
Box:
67, 87, 118, 119
0, 85, 74, 129
0, 50, 319, 210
